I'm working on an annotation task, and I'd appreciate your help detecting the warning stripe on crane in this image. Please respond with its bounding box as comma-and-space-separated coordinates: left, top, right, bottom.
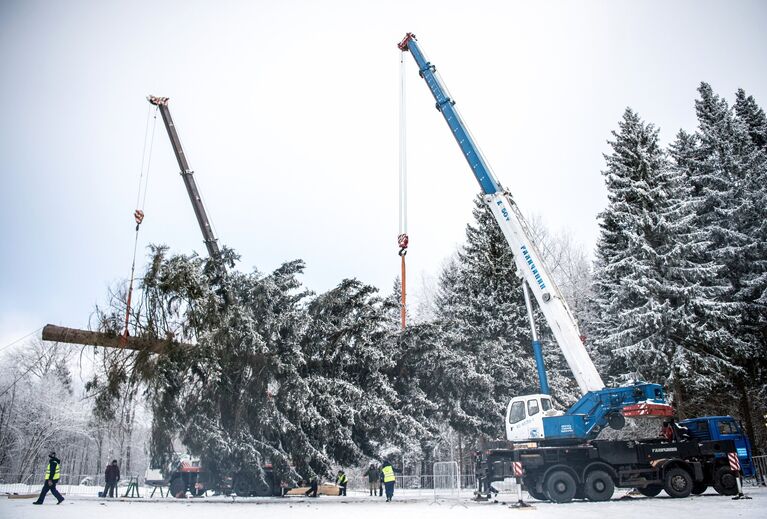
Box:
621, 402, 674, 417
728, 452, 741, 472
512, 462, 523, 478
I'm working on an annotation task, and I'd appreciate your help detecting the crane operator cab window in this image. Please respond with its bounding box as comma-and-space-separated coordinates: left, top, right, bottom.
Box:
527, 399, 540, 416
509, 401, 526, 424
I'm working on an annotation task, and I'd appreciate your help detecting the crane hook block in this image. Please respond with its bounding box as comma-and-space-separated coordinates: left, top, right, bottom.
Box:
398, 233, 409, 257
134, 209, 145, 225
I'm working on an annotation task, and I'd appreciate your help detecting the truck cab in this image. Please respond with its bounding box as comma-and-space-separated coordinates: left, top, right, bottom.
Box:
679, 416, 754, 477
506, 394, 561, 441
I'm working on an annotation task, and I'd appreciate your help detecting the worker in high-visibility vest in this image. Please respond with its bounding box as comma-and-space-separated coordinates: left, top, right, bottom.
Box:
336, 470, 348, 496
381, 460, 396, 502
33, 451, 65, 505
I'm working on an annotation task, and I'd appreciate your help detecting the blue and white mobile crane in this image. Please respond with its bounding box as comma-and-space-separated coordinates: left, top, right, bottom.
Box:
398, 32, 747, 502
397, 32, 671, 443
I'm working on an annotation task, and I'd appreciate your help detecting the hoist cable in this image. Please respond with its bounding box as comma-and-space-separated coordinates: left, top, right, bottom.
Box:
0, 326, 43, 354
398, 51, 409, 330
0, 345, 49, 398
121, 105, 158, 345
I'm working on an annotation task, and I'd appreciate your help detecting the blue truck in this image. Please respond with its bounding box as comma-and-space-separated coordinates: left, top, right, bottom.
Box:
680, 416, 755, 478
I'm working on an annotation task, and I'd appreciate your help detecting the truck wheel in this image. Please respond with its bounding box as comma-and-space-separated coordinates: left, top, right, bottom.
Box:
712, 467, 738, 496
169, 476, 186, 498
584, 470, 614, 502
691, 482, 707, 495
528, 488, 548, 501
637, 484, 662, 497
664, 467, 692, 498
545, 470, 577, 503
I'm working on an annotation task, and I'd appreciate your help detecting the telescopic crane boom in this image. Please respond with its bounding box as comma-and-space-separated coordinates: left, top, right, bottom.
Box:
148, 95, 221, 259
397, 33, 602, 395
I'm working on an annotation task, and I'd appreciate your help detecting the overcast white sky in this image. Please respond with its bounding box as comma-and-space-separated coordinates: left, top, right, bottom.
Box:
1, 0, 765, 349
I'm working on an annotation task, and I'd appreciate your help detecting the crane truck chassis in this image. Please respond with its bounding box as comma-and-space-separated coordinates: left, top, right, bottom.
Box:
476, 436, 741, 502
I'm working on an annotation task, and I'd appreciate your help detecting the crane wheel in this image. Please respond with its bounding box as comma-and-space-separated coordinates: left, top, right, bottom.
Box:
691, 482, 707, 495
584, 470, 615, 501
663, 467, 693, 498
637, 484, 663, 497
712, 467, 738, 496
544, 470, 576, 503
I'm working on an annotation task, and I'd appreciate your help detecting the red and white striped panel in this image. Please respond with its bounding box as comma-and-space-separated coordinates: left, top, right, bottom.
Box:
512, 462, 523, 478
728, 452, 741, 472
622, 402, 674, 417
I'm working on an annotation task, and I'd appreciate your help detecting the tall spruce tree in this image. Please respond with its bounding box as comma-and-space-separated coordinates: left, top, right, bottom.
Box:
432, 196, 575, 438
593, 108, 672, 385
592, 108, 737, 414
692, 84, 767, 441
93, 246, 430, 490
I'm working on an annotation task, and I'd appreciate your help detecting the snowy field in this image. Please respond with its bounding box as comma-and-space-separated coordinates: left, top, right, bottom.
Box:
3, 486, 765, 519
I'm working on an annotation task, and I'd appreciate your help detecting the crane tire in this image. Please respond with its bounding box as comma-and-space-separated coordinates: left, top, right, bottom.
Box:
712, 467, 738, 496
545, 470, 577, 503
664, 467, 693, 498
691, 482, 707, 495
637, 484, 663, 497
584, 470, 615, 501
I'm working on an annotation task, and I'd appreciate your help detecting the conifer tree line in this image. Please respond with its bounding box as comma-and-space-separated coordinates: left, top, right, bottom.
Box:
591, 83, 767, 450
31, 82, 761, 488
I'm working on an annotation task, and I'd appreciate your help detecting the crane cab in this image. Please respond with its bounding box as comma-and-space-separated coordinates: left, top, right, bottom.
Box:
505, 394, 561, 441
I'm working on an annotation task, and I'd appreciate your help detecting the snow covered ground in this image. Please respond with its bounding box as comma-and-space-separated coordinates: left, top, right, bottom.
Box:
3, 486, 765, 519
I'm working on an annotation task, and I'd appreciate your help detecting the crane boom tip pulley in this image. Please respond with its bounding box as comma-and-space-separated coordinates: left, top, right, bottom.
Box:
147, 95, 169, 107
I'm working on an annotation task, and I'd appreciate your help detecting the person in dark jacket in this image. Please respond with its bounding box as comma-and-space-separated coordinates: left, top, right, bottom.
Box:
103, 459, 120, 497
366, 463, 379, 496
33, 451, 64, 505
304, 477, 318, 497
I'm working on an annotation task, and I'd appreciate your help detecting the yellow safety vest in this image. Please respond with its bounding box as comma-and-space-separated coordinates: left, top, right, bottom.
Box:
382, 465, 395, 483
45, 460, 61, 481
338, 474, 348, 485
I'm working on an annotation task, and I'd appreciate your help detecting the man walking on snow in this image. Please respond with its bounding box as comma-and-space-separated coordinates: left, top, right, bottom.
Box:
33, 451, 64, 505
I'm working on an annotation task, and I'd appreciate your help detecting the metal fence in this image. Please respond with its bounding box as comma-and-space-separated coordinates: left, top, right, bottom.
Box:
1, 472, 479, 498
0, 474, 148, 497
751, 455, 767, 486
347, 473, 476, 494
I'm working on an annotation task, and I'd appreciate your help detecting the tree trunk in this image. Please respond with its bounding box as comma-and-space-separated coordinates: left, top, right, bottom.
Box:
673, 375, 686, 419
42, 324, 189, 354
736, 377, 757, 447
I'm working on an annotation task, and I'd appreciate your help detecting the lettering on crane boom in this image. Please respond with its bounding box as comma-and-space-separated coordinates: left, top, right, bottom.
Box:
496, 200, 511, 221
520, 245, 546, 290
